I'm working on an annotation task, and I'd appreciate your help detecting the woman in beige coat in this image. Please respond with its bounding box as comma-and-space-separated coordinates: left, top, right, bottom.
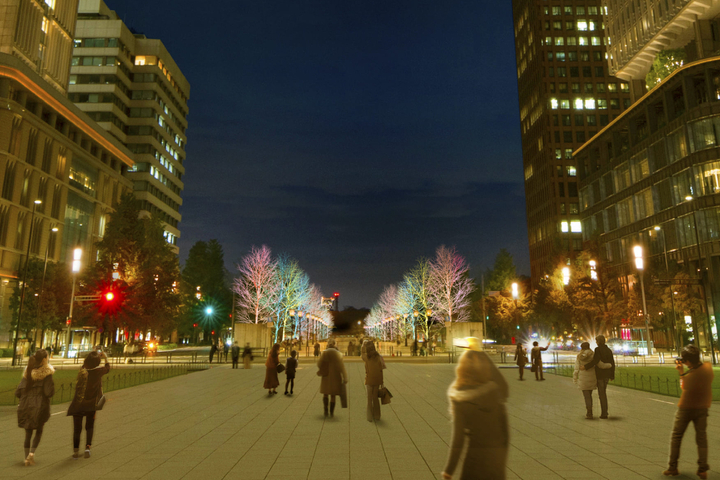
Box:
317, 338, 347, 417
361, 339, 385, 422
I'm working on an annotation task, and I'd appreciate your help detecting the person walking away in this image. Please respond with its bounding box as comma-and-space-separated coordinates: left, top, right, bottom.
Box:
314, 342, 320, 358
580, 335, 615, 418
513, 344, 528, 380
442, 349, 509, 480
243, 343, 253, 369
285, 350, 298, 395
347, 340, 354, 357
412, 340, 418, 356
16, 349, 54, 466
223, 342, 229, 363
231, 341, 241, 369
573, 342, 598, 419
663, 344, 714, 478
361, 340, 385, 422
317, 338, 347, 417
264, 343, 281, 395
209, 343, 217, 363
530, 341, 550, 380
67, 350, 110, 459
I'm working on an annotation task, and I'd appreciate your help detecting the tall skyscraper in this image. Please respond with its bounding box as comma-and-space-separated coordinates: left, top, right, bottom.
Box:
69, 0, 189, 250
512, 0, 632, 284
0, 0, 133, 346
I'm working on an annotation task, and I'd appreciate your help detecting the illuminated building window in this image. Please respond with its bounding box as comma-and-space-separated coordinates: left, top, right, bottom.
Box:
560, 99, 570, 109
566, 37, 577, 46
550, 98, 559, 109
561, 221, 569, 232
597, 99, 607, 109
555, 37, 564, 46
579, 37, 588, 45
577, 21, 588, 31
570, 221, 582, 233
584, 98, 595, 109
576, 6, 585, 15
567, 166, 577, 177
591, 37, 602, 46
574, 98, 584, 110
589, 21, 598, 31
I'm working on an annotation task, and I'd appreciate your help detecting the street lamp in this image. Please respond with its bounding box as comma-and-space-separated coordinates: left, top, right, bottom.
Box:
634, 245, 653, 355
65, 247, 82, 358
562, 267, 570, 285
35, 226, 58, 348
12, 200, 42, 366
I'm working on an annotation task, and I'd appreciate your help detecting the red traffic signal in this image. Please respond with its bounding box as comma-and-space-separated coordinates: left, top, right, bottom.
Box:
333, 292, 339, 297
66, 319, 71, 326
98, 287, 122, 315
193, 323, 198, 328
104, 291, 115, 302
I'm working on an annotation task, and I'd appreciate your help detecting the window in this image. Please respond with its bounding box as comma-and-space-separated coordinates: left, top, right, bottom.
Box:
695, 161, 720, 195
557, 67, 567, 77
567, 166, 577, 176
576, 6, 585, 15
565, 148, 573, 159
575, 114, 584, 126
572, 82, 581, 93
617, 197, 635, 226
560, 99, 570, 109
568, 51, 577, 61
585, 98, 596, 109
570, 67, 579, 77
566, 21, 575, 30
600, 114, 609, 125
591, 37, 602, 46
586, 115, 596, 126
570, 221, 582, 232
667, 128, 687, 163
577, 21, 588, 31
574, 98, 584, 109
553, 21, 562, 30
593, 51, 602, 61
598, 99, 608, 109
588, 6, 598, 15
548, 67, 555, 77
583, 66, 592, 77
673, 169, 695, 204
566, 37, 577, 46
555, 37, 564, 46
552, 114, 559, 125
552, 6, 561, 15
608, 83, 617, 92
560, 203, 567, 214
561, 221, 569, 232
623, 98, 631, 109
570, 203, 579, 214
19, 169, 30, 207
556, 52, 565, 61
596, 83, 606, 93
576, 131, 586, 142
559, 183, 566, 197
579, 37, 588, 46
620, 83, 630, 92
550, 83, 556, 93
595, 66, 604, 77
564, 131, 573, 142
2, 161, 15, 200
555, 150, 562, 161
548, 52, 554, 61
550, 98, 559, 109
610, 99, 620, 109
559, 83, 568, 93
562, 115, 571, 126
51, 184, 62, 219
584, 83, 593, 93
615, 163, 631, 191
565, 6, 573, 15
688, 117, 718, 152
580, 51, 590, 61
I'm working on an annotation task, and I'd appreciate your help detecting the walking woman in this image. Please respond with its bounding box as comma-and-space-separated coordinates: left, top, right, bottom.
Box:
317, 338, 347, 417
67, 350, 110, 459
513, 343, 527, 380
442, 349, 509, 480
264, 343, 281, 395
361, 339, 385, 422
16, 349, 55, 466
573, 342, 598, 419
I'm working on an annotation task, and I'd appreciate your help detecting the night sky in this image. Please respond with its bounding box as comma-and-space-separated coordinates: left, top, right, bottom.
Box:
110, 0, 528, 308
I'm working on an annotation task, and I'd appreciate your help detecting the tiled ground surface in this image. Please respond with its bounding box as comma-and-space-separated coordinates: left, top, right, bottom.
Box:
0, 360, 718, 479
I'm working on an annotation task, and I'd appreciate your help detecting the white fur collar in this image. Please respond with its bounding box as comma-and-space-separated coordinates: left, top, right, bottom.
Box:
30, 364, 55, 381
447, 382, 498, 403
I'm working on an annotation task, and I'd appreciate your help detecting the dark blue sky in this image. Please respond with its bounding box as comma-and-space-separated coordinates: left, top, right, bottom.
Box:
111, 0, 528, 308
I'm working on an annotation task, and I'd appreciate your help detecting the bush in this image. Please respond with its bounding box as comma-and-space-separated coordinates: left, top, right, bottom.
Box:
1, 348, 14, 358
157, 343, 178, 351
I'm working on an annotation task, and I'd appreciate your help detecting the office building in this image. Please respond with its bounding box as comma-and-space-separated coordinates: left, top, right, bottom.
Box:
512, 0, 633, 285
70, 0, 189, 249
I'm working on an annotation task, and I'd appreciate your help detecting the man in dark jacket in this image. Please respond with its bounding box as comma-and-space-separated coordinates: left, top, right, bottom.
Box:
581, 334, 615, 419
231, 341, 241, 369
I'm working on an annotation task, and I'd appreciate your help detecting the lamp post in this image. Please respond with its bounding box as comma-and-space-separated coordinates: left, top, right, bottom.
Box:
634, 246, 653, 355
64, 247, 82, 359
654, 225, 681, 355
12, 200, 42, 366
35, 226, 58, 348
685, 196, 717, 364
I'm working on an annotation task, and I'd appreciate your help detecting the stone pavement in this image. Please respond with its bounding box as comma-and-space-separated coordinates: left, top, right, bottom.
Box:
0, 360, 718, 479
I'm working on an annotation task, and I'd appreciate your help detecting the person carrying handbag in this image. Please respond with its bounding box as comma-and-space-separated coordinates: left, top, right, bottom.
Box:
361, 339, 385, 422
317, 338, 347, 417
16, 349, 55, 466
67, 350, 110, 459
264, 343, 281, 395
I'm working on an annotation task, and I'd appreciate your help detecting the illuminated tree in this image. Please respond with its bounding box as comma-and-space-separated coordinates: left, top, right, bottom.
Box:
428, 245, 475, 324
234, 245, 278, 324
645, 49, 686, 90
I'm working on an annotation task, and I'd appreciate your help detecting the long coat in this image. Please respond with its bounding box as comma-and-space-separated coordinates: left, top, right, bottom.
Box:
573, 349, 597, 391
317, 347, 347, 395
264, 350, 280, 389
361, 351, 384, 386
16, 364, 55, 429
444, 353, 509, 479
513, 347, 527, 367
67, 362, 110, 416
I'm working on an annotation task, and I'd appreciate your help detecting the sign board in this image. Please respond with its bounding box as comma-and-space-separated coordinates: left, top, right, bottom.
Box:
653, 278, 702, 286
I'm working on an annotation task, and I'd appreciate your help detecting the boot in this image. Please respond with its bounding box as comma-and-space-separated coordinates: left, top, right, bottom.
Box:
330, 401, 336, 418
586, 408, 593, 419
323, 397, 329, 417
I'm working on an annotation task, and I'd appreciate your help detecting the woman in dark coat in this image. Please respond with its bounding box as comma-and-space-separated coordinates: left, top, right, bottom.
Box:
317, 338, 347, 417
442, 349, 509, 480
361, 340, 385, 422
513, 343, 528, 380
264, 343, 281, 395
67, 350, 110, 459
16, 349, 54, 466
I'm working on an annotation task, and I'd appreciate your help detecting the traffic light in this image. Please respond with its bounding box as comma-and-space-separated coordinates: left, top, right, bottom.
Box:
98, 287, 122, 315
193, 323, 198, 328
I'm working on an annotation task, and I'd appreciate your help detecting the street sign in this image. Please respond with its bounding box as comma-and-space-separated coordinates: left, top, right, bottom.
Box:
653, 278, 702, 286
74, 295, 101, 302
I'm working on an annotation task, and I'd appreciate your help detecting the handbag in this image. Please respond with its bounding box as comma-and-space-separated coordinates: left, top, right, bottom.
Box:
340, 383, 348, 408
378, 385, 393, 405
530, 364, 537, 373
277, 363, 285, 373
96, 391, 106, 410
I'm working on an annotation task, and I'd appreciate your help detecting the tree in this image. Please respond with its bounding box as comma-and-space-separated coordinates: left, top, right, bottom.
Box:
428, 245, 475, 324
645, 49, 686, 90
234, 245, 278, 324
484, 249, 517, 293
180, 240, 232, 342
268, 254, 310, 342
401, 258, 434, 341
80, 193, 180, 343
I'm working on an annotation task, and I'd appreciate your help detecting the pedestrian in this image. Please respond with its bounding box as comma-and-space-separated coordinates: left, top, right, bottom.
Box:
223, 342, 229, 363
347, 340, 354, 357
317, 338, 347, 418
313, 341, 320, 358
442, 349, 509, 480
530, 341, 550, 380
67, 350, 110, 459
284, 350, 298, 395
243, 343, 253, 369
412, 340, 418, 356
264, 343, 280, 395
361, 340, 385, 422
231, 341, 240, 369
209, 343, 217, 363
15, 349, 54, 466
579, 334, 615, 418
513, 344, 528, 380
45, 344, 52, 359
573, 342, 598, 419
663, 344, 714, 478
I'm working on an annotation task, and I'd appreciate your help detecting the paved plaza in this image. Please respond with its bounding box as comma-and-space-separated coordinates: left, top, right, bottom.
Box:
0, 360, 719, 479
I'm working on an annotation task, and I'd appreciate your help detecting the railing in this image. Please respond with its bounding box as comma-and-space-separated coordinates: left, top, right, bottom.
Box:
550, 364, 682, 398
1, 361, 210, 406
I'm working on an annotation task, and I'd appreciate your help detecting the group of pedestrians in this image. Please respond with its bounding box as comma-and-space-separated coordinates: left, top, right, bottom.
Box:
15, 348, 110, 466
